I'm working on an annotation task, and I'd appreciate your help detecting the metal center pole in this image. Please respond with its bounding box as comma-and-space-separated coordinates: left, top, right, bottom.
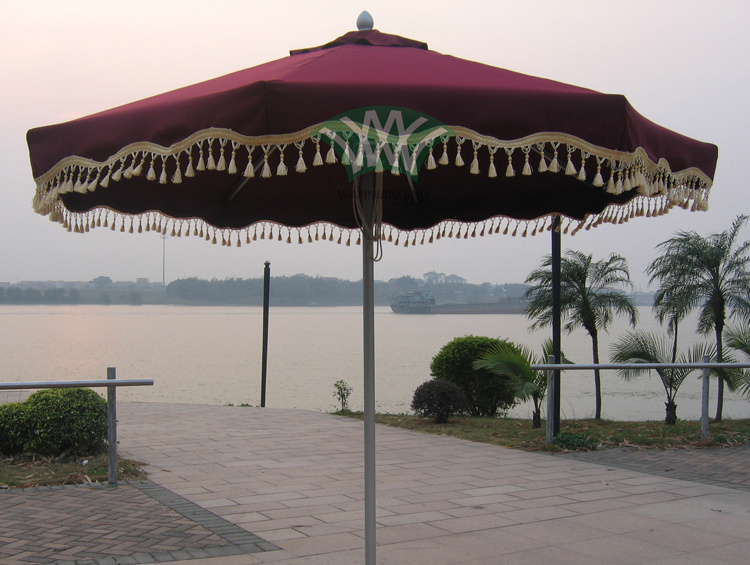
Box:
551, 216, 562, 436
361, 173, 377, 565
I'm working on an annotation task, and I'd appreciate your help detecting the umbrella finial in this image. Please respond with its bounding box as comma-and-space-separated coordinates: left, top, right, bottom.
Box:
357, 11, 374, 30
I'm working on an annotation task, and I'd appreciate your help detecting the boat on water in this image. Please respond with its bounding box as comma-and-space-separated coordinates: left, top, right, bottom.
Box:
390, 291, 526, 314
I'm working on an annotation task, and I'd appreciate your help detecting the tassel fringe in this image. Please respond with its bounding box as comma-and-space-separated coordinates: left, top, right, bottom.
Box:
33, 125, 714, 248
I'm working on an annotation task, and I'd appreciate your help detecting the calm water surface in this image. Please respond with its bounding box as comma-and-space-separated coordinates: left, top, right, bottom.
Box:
0, 304, 747, 421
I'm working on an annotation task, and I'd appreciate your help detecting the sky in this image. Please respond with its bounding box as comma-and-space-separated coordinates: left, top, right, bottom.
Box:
2, 0, 747, 290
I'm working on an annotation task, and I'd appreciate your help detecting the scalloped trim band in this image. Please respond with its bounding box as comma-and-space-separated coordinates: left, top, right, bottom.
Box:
32, 124, 713, 244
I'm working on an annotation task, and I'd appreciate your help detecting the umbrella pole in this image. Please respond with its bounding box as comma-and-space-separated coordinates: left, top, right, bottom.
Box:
361, 173, 377, 565
551, 216, 561, 436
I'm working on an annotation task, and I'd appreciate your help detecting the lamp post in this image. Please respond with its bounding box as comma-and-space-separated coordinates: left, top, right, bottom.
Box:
261, 261, 271, 407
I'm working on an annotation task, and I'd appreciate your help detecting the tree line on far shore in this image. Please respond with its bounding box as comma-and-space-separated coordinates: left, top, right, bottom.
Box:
0, 275, 530, 307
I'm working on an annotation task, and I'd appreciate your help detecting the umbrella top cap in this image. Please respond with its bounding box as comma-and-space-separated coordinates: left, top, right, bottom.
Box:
289, 15, 428, 55
357, 11, 374, 30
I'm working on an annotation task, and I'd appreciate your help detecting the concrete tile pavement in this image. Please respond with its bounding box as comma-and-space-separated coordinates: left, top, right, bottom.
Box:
116, 403, 750, 564
2, 402, 750, 564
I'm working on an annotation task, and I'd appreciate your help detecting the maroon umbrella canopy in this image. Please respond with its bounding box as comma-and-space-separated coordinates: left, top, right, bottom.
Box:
27, 27, 717, 245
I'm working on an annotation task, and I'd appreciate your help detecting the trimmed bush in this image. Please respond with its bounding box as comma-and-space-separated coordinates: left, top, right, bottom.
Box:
0, 402, 31, 455
411, 379, 466, 423
25, 388, 108, 456
430, 335, 517, 417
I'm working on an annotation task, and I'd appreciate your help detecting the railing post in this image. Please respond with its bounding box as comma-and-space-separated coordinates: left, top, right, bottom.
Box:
701, 354, 710, 440
107, 367, 117, 485
546, 355, 556, 445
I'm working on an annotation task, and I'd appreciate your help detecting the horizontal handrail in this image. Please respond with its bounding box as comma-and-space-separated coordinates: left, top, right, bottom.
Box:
531, 362, 750, 371
0, 379, 154, 390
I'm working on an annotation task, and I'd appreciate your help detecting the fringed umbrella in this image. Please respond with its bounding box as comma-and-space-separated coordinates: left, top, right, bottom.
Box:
26, 13, 717, 564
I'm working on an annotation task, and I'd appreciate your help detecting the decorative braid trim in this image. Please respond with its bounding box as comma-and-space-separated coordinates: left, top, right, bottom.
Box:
33, 124, 713, 245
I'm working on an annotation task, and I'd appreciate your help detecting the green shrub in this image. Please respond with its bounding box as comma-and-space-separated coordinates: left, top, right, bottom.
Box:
333, 379, 353, 412
0, 402, 31, 455
25, 388, 108, 456
430, 336, 517, 417
411, 379, 466, 423
553, 431, 598, 451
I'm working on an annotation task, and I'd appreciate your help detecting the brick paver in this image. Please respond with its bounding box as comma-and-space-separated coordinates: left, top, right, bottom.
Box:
0, 480, 277, 564
557, 444, 750, 491
2, 403, 750, 565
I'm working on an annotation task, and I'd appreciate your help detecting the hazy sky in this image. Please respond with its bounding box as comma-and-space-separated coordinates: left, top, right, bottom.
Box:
2, 0, 747, 289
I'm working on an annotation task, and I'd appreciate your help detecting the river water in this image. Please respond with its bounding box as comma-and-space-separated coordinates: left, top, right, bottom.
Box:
0, 304, 747, 421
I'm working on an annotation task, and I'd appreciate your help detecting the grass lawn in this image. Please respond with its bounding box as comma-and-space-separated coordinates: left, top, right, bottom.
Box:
0, 453, 146, 489
341, 412, 750, 451
4, 413, 749, 488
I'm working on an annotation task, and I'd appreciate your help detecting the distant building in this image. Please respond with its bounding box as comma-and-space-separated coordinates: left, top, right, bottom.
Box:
444, 274, 467, 284
423, 271, 446, 284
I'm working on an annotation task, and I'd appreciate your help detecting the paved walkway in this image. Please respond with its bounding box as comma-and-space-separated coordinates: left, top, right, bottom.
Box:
1, 403, 749, 564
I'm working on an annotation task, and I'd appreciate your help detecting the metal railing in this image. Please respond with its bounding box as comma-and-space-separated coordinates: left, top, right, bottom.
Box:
0, 367, 154, 485
532, 357, 750, 444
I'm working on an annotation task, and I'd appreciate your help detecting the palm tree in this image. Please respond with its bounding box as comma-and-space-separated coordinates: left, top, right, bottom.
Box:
610, 331, 717, 424
647, 215, 750, 421
473, 340, 563, 428
525, 250, 638, 419
724, 325, 750, 398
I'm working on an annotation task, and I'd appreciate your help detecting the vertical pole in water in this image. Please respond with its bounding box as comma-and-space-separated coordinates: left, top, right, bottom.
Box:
361, 173, 377, 565
546, 355, 556, 445
701, 355, 710, 440
551, 216, 562, 437
107, 366, 117, 485
261, 261, 271, 408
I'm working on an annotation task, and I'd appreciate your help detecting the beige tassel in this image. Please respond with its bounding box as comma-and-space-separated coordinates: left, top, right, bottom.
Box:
522, 147, 532, 176
470, 141, 480, 175
185, 152, 195, 178
244, 148, 255, 178
577, 153, 587, 181
593, 158, 604, 187
312, 137, 324, 166
133, 154, 144, 177
548, 143, 560, 173
326, 145, 337, 164
277, 146, 288, 176
326, 132, 338, 163
262, 146, 272, 178
123, 156, 134, 179
228, 142, 239, 174
111, 162, 123, 182
505, 148, 515, 177
439, 139, 449, 165
391, 144, 402, 175
172, 155, 183, 184
197, 144, 206, 171
488, 156, 497, 178
427, 147, 436, 169
207, 139, 217, 170
565, 146, 577, 176
455, 137, 465, 167
159, 158, 168, 184
217, 140, 227, 171
295, 141, 307, 173
146, 158, 156, 182
614, 172, 624, 195
537, 143, 548, 173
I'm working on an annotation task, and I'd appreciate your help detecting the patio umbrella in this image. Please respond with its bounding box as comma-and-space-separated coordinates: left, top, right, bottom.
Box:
26, 13, 717, 564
